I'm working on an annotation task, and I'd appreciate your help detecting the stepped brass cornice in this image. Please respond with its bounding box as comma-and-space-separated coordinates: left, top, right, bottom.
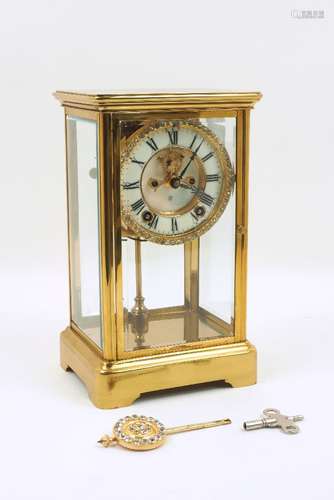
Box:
54, 90, 262, 111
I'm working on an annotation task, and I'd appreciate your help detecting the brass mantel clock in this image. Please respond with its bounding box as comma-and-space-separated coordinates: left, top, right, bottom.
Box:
54, 90, 262, 408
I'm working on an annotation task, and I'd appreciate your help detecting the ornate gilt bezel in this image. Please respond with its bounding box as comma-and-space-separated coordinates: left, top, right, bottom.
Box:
120, 120, 235, 245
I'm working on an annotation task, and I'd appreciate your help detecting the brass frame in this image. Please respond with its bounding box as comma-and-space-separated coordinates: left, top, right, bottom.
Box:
55, 90, 261, 409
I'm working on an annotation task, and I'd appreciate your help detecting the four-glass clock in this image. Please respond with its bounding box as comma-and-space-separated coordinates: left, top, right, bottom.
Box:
54, 90, 262, 408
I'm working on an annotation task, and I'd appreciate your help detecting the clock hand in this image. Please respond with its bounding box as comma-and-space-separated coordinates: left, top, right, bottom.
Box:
179, 178, 197, 191
180, 179, 215, 207
179, 139, 204, 179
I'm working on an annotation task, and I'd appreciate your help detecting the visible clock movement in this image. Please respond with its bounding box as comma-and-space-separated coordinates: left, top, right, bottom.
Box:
54, 90, 262, 408
121, 120, 234, 244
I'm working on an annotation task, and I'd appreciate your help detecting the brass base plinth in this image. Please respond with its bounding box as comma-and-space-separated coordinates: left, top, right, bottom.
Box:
60, 327, 257, 409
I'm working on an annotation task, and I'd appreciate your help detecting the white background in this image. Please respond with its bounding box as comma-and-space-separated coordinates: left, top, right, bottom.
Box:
1, 1, 334, 499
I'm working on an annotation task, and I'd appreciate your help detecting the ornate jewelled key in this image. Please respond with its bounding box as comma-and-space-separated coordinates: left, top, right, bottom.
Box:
98, 414, 232, 451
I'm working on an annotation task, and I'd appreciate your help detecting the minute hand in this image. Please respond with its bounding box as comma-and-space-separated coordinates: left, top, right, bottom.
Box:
179, 140, 204, 179
180, 180, 215, 207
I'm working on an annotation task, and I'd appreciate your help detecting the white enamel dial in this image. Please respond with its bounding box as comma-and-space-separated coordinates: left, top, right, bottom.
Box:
121, 121, 234, 244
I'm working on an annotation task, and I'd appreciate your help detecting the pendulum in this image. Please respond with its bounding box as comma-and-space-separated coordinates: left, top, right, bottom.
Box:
98, 414, 232, 451
129, 239, 149, 348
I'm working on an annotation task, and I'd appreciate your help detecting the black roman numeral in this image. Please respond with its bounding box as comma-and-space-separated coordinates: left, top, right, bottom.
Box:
171, 217, 178, 233
201, 152, 214, 162
131, 198, 145, 214
131, 158, 145, 166
148, 214, 159, 230
197, 191, 214, 207
168, 129, 178, 145
122, 181, 140, 190
189, 185, 214, 207
190, 211, 199, 222
146, 137, 159, 151
206, 174, 220, 182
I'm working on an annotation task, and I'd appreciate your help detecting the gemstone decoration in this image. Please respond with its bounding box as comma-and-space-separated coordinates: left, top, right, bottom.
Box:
113, 415, 165, 450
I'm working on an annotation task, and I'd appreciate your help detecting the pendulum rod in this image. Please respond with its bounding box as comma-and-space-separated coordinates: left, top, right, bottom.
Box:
135, 238, 143, 299
130, 239, 149, 346
164, 418, 232, 435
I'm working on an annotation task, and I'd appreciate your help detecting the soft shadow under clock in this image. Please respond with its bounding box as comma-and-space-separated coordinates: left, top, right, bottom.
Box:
139, 380, 233, 402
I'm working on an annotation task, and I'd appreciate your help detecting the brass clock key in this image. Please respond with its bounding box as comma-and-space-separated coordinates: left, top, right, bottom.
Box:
98, 414, 232, 451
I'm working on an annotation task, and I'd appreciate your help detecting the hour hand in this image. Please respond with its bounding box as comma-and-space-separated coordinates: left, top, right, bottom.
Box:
179, 178, 193, 190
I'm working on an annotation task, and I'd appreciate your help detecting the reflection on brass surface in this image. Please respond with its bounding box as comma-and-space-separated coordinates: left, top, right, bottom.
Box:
234, 109, 250, 343
60, 326, 257, 409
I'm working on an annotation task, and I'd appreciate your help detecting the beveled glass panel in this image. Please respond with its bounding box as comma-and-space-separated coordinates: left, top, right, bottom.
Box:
66, 116, 102, 348
199, 117, 236, 329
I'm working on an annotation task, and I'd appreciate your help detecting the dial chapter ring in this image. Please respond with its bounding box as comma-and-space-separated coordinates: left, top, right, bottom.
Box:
121, 120, 234, 245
